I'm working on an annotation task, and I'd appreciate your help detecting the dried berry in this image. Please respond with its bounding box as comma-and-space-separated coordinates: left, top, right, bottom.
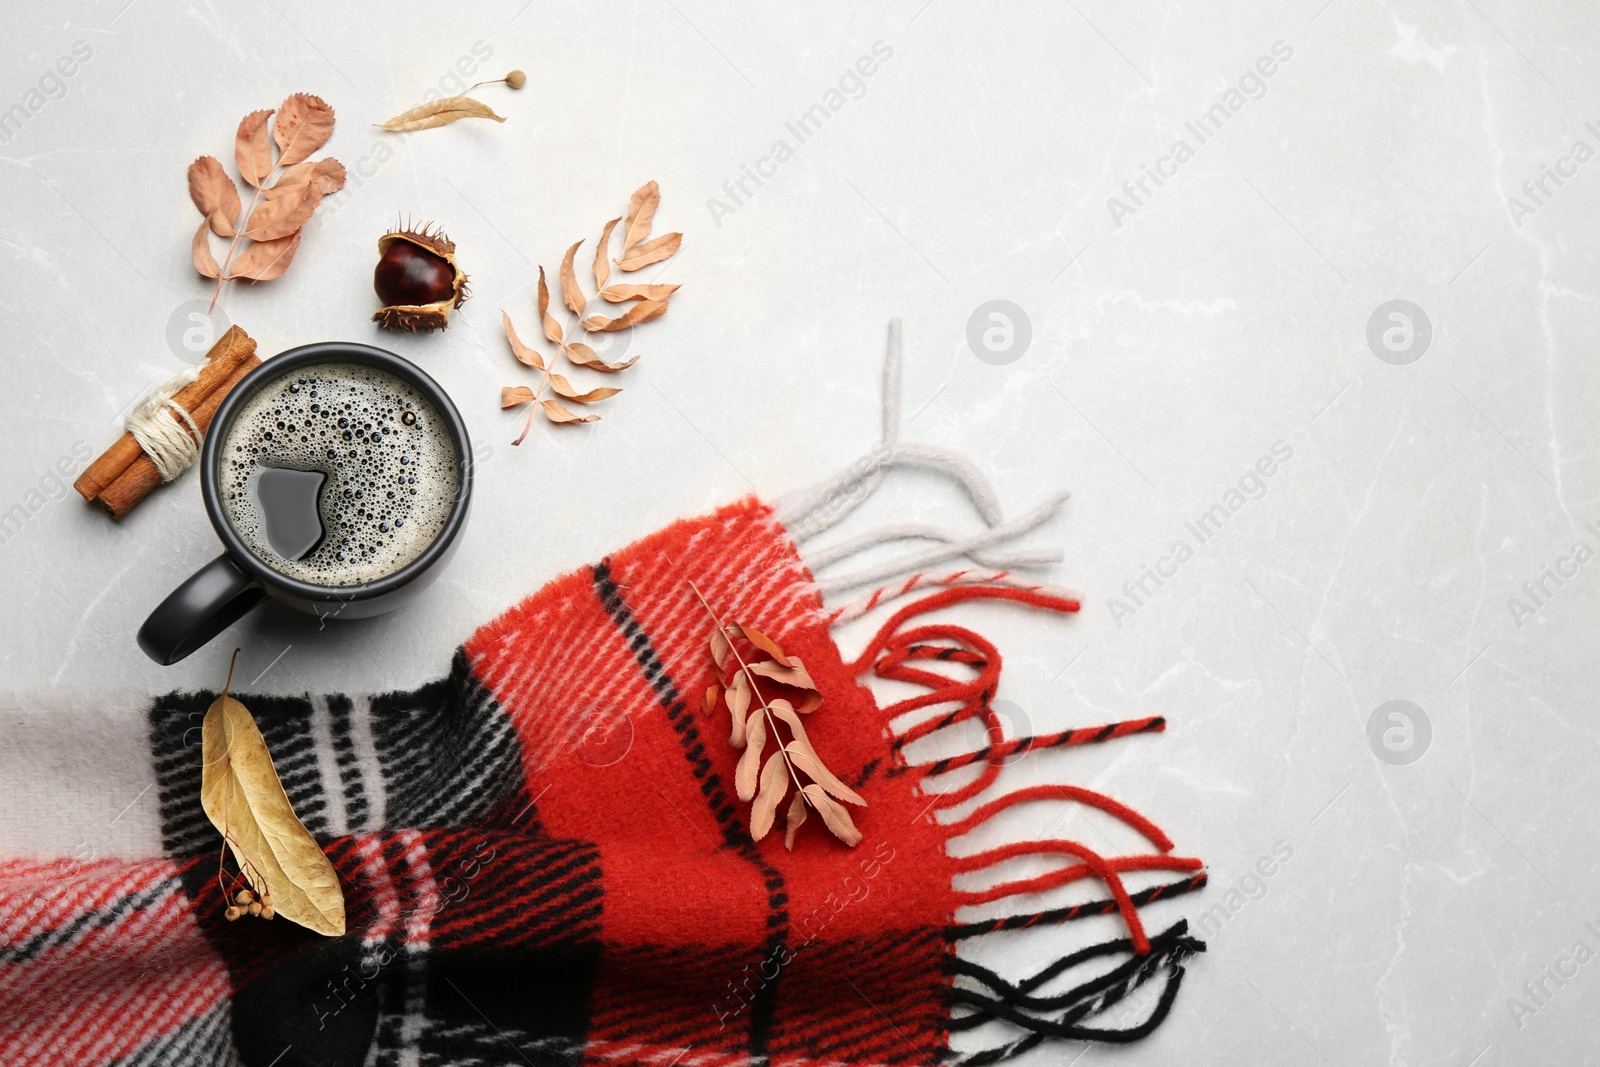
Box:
373, 222, 470, 332
505, 69, 527, 89
248, 901, 264, 916
234, 888, 253, 905
225, 905, 242, 921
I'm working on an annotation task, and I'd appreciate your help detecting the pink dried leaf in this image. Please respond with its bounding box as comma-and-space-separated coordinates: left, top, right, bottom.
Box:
751, 751, 790, 842
783, 790, 808, 850
502, 311, 547, 371
802, 784, 862, 847
735, 709, 766, 802
273, 93, 335, 168
234, 109, 275, 188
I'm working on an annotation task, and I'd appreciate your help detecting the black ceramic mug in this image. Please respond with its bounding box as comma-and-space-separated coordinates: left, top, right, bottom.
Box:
137, 342, 472, 665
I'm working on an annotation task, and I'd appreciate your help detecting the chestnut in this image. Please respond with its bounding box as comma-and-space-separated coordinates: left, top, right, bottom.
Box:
372, 223, 469, 332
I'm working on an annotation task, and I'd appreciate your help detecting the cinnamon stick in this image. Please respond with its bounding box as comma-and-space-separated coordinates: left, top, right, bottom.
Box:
74, 325, 257, 501
98, 354, 262, 521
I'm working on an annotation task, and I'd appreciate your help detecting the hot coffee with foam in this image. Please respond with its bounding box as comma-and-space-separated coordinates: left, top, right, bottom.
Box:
218, 362, 460, 586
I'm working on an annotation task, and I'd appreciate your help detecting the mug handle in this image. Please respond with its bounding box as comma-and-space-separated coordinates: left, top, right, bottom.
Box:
137, 553, 267, 665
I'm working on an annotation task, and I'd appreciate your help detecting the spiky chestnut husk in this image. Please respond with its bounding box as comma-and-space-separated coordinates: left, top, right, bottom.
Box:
373, 222, 470, 332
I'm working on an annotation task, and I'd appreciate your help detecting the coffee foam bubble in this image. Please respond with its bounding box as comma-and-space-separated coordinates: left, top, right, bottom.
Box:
219, 361, 460, 586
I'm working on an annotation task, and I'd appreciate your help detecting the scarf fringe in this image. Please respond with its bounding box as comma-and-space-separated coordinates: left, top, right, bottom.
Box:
839, 582, 1207, 1060
787, 320, 1204, 1059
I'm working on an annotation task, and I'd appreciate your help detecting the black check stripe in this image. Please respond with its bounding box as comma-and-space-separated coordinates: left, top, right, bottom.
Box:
591, 559, 790, 1063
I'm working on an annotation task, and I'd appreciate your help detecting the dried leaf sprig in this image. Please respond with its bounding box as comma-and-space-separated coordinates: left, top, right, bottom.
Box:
501, 180, 683, 443
376, 70, 525, 132
187, 93, 345, 306
690, 581, 865, 848
199, 649, 346, 936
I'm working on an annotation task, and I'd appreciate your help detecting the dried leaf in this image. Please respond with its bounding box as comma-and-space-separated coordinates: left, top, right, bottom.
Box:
593, 216, 619, 292
730, 623, 793, 667
246, 159, 344, 237
540, 398, 598, 424
274, 93, 335, 166
599, 283, 680, 304
376, 95, 505, 132
710, 629, 732, 671
234, 109, 275, 188
727, 671, 751, 748
191, 221, 221, 279
751, 751, 790, 841
702, 684, 721, 718
581, 299, 668, 333
187, 156, 241, 237
225, 231, 303, 281
559, 241, 586, 317
623, 180, 660, 251
201, 693, 346, 935
747, 657, 815, 691
772, 700, 865, 806
736, 708, 767, 802
617, 232, 681, 272
537, 268, 564, 345
783, 790, 808, 850
502, 311, 547, 371
802, 784, 862, 847
501, 385, 536, 409
548, 372, 621, 403
266, 158, 347, 200
563, 341, 639, 373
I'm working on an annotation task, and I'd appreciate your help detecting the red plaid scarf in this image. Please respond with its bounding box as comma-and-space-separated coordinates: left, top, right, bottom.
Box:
0, 497, 1205, 1066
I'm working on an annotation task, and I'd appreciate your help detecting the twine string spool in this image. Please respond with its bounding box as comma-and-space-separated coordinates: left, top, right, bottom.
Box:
125, 364, 207, 483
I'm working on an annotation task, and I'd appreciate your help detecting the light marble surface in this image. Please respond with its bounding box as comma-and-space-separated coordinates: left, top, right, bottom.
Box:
2, 1, 1598, 1064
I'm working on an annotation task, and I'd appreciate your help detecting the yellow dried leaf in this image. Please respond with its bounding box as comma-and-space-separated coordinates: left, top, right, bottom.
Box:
540, 398, 598, 424
537, 267, 564, 345
501, 385, 536, 408
702, 683, 721, 718
623, 180, 660, 251
559, 241, 586, 317
376, 95, 504, 132
783, 790, 808, 850
502, 311, 547, 371
599, 283, 679, 303
751, 751, 789, 842
802, 784, 862, 847
581, 299, 668, 333
548, 372, 621, 404
616, 232, 681, 272
274, 93, 335, 167
594, 216, 620, 292
226, 231, 303, 282
564, 341, 638, 373
736, 708, 766, 801
187, 156, 241, 237
234, 109, 274, 188
201, 692, 345, 936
